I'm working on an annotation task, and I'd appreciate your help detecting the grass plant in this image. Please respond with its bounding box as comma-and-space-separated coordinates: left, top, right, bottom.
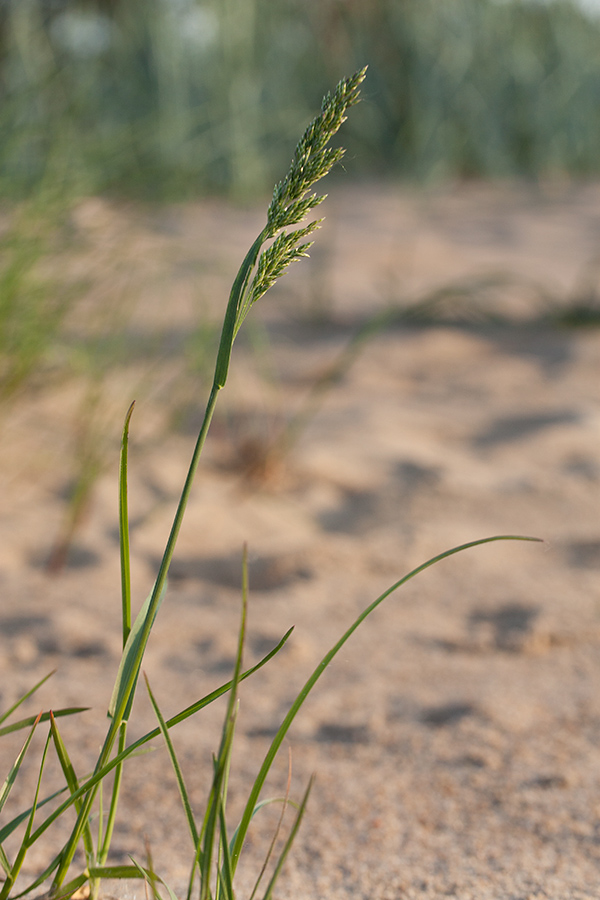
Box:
0, 69, 540, 900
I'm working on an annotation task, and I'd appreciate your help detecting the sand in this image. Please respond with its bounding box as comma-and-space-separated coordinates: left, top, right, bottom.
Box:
1, 180, 600, 899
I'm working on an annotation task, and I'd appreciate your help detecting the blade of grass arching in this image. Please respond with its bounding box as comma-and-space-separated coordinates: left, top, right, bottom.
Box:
230, 534, 542, 870
248, 748, 293, 900
48, 873, 89, 900
127, 858, 180, 900
145, 674, 199, 848
260, 777, 313, 900
0, 725, 52, 900
0, 672, 55, 726
49, 713, 95, 869
0, 712, 42, 816
143, 841, 162, 900
24, 629, 294, 853
199, 547, 248, 900
0, 707, 89, 738
119, 401, 135, 648
128, 860, 165, 900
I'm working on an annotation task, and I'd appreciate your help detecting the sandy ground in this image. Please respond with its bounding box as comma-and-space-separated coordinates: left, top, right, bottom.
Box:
2, 180, 600, 899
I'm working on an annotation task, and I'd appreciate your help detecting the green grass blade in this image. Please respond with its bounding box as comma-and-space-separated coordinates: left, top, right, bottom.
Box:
128, 858, 165, 900
95, 403, 135, 877
230, 534, 542, 870
260, 777, 313, 900
0, 844, 11, 877
145, 675, 199, 848
49, 713, 95, 868
119, 401, 135, 647
98, 722, 127, 865
0, 707, 89, 738
25, 628, 293, 850
108, 581, 168, 723
0, 787, 70, 844
0, 672, 55, 726
198, 728, 237, 900
0, 713, 42, 816
248, 751, 293, 900
103, 378, 220, 772
216, 797, 234, 900
213, 232, 267, 390
49, 873, 89, 900
0, 726, 52, 900
199, 547, 248, 900
8, 852, 62, 899
89, 864, 148, 879
126, 859, 180, 900
228, 797, 297, 864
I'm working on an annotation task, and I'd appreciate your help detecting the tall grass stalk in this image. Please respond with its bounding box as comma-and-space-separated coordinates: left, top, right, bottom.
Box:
0, 68, 540, 900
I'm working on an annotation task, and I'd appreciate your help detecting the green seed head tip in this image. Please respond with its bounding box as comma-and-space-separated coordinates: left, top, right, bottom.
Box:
267, 67, 367, 235
229, 68, 367, 341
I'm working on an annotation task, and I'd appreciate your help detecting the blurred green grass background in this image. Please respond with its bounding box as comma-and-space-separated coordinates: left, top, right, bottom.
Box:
3, 0, 600, 200
3, 0, 600, 568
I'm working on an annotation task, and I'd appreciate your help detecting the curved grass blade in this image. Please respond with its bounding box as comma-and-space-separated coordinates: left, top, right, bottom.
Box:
127, 858, 180, 900
145, 674, 199, 849
0, 713, 42, 817
49, 872, 89, 900
0, 673, 55, 727
0, 707, 89, 739
230, 534, 542, 870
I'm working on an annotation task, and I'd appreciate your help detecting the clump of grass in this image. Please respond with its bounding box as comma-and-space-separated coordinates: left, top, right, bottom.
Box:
0, 68, 540, 900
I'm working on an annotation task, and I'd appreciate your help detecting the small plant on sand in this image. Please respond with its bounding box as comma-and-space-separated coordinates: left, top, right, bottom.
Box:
0, 68, 539, 900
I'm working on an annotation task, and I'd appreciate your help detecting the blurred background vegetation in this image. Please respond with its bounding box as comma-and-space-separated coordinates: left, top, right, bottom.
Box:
2, 0, 600, 200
